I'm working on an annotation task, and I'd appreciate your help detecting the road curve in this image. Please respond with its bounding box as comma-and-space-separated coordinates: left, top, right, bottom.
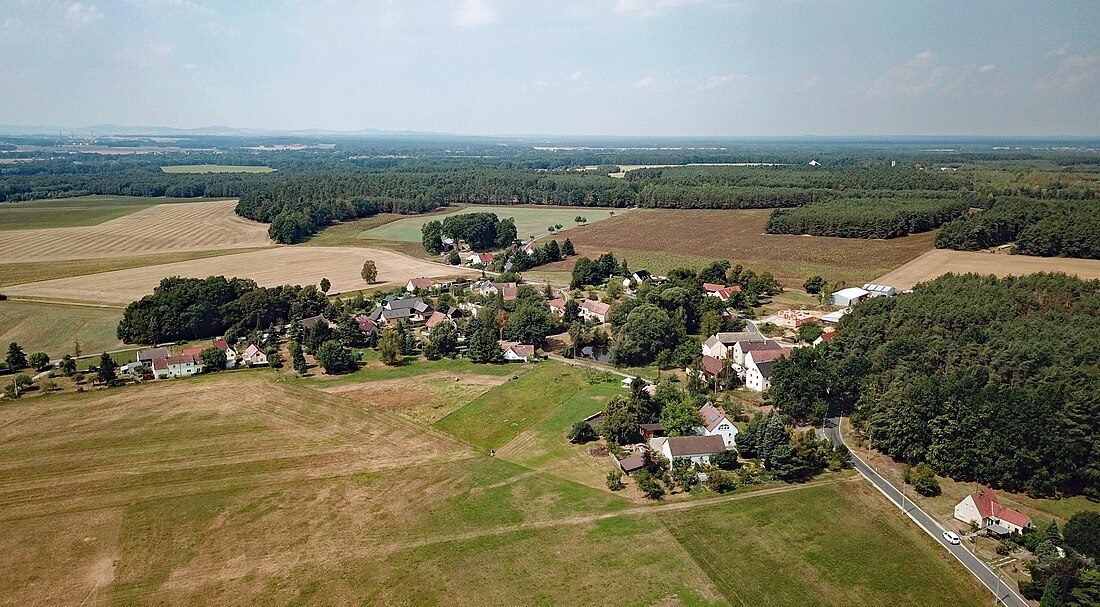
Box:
823, 414, 1028, 607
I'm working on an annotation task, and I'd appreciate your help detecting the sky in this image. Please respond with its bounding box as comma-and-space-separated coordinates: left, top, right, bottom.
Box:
0, 0, 1098, 137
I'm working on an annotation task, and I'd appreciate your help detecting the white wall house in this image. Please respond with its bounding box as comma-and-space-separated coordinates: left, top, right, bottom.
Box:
745, 349, 787, 392
580, 299, 611, 323
696, 403, 738, 448
152, 355, 204, 379
954, 490, 1033, 534
731, 339, 783, 367
831, 287, 869, 307
700, 332, 760, 360
651, 435, 727, 466
242, 344, 268, 366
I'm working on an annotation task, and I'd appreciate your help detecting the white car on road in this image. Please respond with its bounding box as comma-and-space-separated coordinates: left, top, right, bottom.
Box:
942, 531, 961, 545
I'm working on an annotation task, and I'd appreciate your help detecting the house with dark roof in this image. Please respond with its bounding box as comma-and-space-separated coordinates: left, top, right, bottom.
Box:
639, 423, 664, 439
745, 348, 789, 392
652, 435, 727, 466
299, 314, 332, 330
618, 452, 646, 475
355, 315, 379, 337
731, 339, 784, 366
700, 332, 760, 359
954, 489, 1033, 534
137, 347, 169, 367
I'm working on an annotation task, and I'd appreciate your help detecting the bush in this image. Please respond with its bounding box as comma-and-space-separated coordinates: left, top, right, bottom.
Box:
634, 470, 665, 500
710, 449, 740, 470
315, 340, 357, 374
1064, 511, 1100, 561
606, 470, 625, 491
705, 469, 739, 494
905, 462, 942, 496
566, 421, 598, 444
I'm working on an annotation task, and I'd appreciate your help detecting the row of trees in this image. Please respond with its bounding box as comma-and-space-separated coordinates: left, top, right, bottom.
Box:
421, 213, 517, 253
767, 272, 1100, 498
117, 276, 328, 344
764, 193, 972, 239
935, 198, 1100, 259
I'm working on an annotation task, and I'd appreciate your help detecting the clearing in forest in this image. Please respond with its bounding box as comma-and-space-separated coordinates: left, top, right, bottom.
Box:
4, 246, 477, 305
0, 199, 272, 262
160, 164, 276, 173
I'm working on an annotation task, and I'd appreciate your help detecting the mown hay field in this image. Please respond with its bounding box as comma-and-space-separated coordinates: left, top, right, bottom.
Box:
0, 195, 225, 231
0, 199, 272, 262
0, 300, 123, 357
360, 204, 621, 243
539, 208, 938, 286
160, 164, 275, 173
5, 246, 477, 305
874, 248, 1100, 290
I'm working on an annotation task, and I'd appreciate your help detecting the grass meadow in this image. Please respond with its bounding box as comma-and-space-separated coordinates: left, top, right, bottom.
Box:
0, 195, 220, 230
360, 204, 622, 243
0, 300, 123, 357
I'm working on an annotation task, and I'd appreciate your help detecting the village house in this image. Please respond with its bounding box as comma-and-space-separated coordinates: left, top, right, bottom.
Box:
299, 314, 334, 330
745, 348, 789, 392
467, 252, 494, 266
954, 489, 1034, 535
812, 330, 836, 346
700, 331, 760, 359
180, 346, 205, 358
152, 354, 204, 379
651, 435, 727, 466
696, 402, 738, 448
475, 280, 518, 301
639, 423, 664, 439
242, 344, 268, 366
547, 298, 566, 316
354, 315, 379, 339
214, 338, 238, 368
137, 347, 169, 367
406, 277, 433, 293
499, 341, 535, 362
830, 286, 870, 307
579, 299, 611, 323
422, 311, 456, 336
731, 339, 784, 367
703, 283, 742, 302
686, 355, 725, 382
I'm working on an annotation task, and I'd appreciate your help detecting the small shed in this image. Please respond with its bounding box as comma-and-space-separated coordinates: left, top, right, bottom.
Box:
618, 453, 646, 475
639, 423, 664, 439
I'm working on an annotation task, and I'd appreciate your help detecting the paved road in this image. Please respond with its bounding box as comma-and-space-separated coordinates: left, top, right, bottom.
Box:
822, 413, 1028, 607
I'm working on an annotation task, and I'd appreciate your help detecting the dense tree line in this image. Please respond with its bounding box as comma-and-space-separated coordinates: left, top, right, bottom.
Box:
117, 276, 328, 344
765, 193, 971, 238
769, 273, 1100, 498
421, 212, 516, 252
936, 199, 1100, 259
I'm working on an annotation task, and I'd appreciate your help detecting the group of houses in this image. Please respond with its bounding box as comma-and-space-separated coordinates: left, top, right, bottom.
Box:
129, 339, 267, 380
698, 331, 788, 392
617, 402, 739, 474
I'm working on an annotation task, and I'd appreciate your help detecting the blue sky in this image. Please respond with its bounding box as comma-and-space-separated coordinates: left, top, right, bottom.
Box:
1, 0, 1097, 136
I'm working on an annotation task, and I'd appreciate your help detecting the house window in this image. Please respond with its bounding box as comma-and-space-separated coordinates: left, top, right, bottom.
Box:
718, 424, 729, 430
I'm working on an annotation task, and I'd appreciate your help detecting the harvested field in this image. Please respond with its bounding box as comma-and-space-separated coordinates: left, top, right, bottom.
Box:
874, 248, 1100, 290
0, 300, 123, 357
0, 195, 219, 231
360, 204, 621, 243
0, 199, 272, 262
5, 246, 477, 305
539, 208, 937, 286
0, 248, 262, 288
320, 372, 510, 424
160, 164, 275, 173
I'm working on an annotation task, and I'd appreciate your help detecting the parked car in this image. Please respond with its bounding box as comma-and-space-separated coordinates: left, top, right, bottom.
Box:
942, 531, 961, 545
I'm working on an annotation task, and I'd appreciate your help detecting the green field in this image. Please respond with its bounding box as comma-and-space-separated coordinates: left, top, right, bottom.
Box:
0, 195, 223, 230
160, 164, 275, 174
0, 361, 995, 606
360, 205, 623, 243
0, 300, 123, 357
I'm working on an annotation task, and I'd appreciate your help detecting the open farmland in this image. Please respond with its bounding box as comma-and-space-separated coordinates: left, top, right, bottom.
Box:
160, 164, 275, 173
0, 300, 123, 356
360, 204, 622, 243
539, 208, 937, 286
0, 199, 272, 262
0, 363, 993, 606
0, 195, 222, 230
874, 248, 1100, 290
5, 246, 477, 305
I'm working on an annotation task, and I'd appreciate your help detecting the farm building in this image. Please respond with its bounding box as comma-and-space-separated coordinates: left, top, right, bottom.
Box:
861, 283, 897, 297
651, 435, 727, 466
953, 489, 1033, 535
137, 347, 169, 367
618, 452, 646, 475
639, 423, 664, 439
820, 309, 850, 325
731, 339, 783, 367
745, 348, 789, 392
686, 355, 725, 380
776, 309, 818, 328
701, 331, 760, 359
830, 287, 869, 307
180, 346, 205, 357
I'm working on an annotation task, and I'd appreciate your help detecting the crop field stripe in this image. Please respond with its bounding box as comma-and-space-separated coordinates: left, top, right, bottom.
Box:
360, 204, 624, 243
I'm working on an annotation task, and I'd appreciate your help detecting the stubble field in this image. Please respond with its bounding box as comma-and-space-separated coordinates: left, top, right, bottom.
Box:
0, 300, 124, 356
5, 246, 477, 305
537, 208, 938, 286
873, 248, 1100, 289
0, 199, 272, 262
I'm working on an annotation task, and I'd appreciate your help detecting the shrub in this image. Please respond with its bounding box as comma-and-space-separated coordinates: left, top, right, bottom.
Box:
566, 421, 598, 444
634, 470, 665, 500
606, 470, 624, 491
710, 449, 740, 470
905, 462, 942, 497
706, 469, 739, 494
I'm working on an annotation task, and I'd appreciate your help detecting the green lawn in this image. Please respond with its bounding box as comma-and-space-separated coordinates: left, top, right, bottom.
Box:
0, 195, 227, 230
360, 205, 623, 243
434, 361, 587, 451
160, 164, 275, 174
0, 300, 123, 358
292, 350, 520, 389
659, 482, 990, 607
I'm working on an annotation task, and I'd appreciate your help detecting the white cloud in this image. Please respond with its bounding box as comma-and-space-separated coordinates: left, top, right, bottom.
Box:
978, 64, 995, 73
451, 0, 497, 28
1035, 54, 1099, 92
65, 3, 104, 25
697, 73, 735, 91
633, 76, 656, 88
866, 50, 953, 97
127, 0, 214, 15
571, 71, 584, 82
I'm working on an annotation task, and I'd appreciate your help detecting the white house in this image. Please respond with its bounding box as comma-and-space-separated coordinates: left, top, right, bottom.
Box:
214, 338, 238, 368
547, 298, 566, 316
731, 339, 783, 367
954, 489, 1034, 534
696, 403, 738, 448
242, 344, 268, 366
467, 252, 494, 266
406, 277, 433, 292
499, 341, 535, 362
651, 435, 727, 466
745, 349, 788, 392
152, 354, 204, 379
830, 287, 869, 307
700, 331, 759, 359
579, 299, 611, 323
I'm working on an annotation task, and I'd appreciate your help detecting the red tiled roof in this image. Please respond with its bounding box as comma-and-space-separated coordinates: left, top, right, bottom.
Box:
581, 299, 611, 316
244, 344, 264, 358
748, 349, 788, 365
425, 311, 449, 328
180, 347, 205, 357
971, 490, 1032, 529
165, 354, 198, 365
214, 338, 229, 351
499, 341, 535, 357
702, 283, 725, 293
355, 315, 377, 333
408, 277, 432, 289
698, 402, 727, 432
152, 358, 168, 370
471, 252, 494, 263
547, 298, 566, 310
700, 355, 724, 376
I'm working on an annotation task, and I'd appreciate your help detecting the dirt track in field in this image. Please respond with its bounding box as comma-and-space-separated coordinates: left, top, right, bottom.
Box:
4, 246, 478, 305
873, 248, 1100, 289
0, 200, 272, 262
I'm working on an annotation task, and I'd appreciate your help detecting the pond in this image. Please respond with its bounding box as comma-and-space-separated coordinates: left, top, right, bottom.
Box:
580, 345, 611, 364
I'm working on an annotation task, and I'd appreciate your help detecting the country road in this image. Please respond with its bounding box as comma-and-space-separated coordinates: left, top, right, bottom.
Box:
823, 413, 1028, 607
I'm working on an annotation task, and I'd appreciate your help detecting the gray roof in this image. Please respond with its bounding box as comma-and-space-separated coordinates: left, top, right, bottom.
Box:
738, 339, 782, 352
667, 435, 726, 456
385, 297, 425, 310
137, 347, 169, 361
715, 331, 759, 345
618, 453, 646, 473
381, 308, 413, 320
756, 360, 776, 379
299, 314, 327, 328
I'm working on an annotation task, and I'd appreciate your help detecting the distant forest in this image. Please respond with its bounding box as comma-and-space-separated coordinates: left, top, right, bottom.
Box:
769, 272, 1100, 498
935, 198, 1100, 259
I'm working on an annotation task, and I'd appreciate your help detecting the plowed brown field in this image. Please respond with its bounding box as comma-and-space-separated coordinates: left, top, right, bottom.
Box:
5, 246, 477, 305
0, 199, 271, 262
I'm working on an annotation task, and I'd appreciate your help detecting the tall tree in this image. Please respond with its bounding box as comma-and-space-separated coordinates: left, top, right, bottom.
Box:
6, 342, 27, 370
361, 260, 378, 284
96, 352, 117, 384
601, 395, 638, 445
